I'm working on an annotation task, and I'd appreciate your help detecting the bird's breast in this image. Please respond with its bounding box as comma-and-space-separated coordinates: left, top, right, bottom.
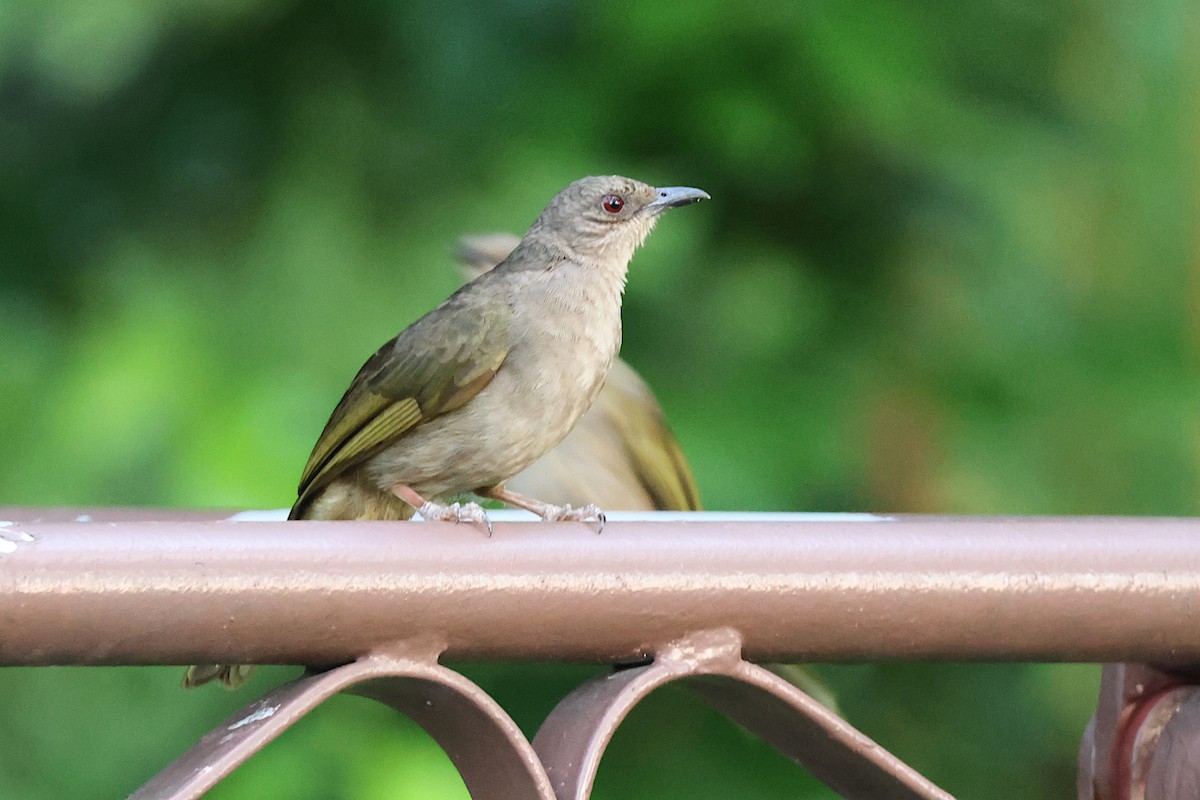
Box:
504, 278, 624, 433
363, 268, 626, 498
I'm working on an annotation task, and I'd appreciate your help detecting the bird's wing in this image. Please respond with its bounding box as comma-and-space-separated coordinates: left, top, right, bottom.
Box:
294, 289, 510, 512
625, 420, 702, 511
602, 361, 702, 511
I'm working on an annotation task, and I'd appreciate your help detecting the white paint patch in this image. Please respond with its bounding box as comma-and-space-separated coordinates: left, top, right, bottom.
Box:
226, 509, 289, 522
0, 523, 32, 553
482, 510, 894, 523
227, 704, 279, 730
226, 509, 893, 523
74, 514, 92, 522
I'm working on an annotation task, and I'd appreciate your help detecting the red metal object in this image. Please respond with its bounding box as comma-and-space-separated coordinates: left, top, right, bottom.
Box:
1079, 664, 1200, 800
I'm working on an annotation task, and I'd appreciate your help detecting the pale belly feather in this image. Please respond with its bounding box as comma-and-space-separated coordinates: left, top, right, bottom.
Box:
363, 269, 624, 500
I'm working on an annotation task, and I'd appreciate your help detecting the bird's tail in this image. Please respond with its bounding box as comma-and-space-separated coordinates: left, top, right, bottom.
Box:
182, 663, 255, 690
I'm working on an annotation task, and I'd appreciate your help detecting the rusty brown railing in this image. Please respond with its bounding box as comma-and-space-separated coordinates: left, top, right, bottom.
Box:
1, 508, 1197, 799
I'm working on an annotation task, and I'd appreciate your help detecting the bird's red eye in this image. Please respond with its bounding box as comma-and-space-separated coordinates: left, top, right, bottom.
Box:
602, 194, 624, 214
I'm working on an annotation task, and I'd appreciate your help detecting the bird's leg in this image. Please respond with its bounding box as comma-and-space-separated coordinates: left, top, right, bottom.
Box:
480, 484, 606, 532
391, 483, 492, 536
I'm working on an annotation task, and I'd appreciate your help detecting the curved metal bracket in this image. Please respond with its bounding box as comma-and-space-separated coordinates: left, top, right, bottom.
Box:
135, 629, 954, 799
532, 628, 954, 800
131, 641, 556, 800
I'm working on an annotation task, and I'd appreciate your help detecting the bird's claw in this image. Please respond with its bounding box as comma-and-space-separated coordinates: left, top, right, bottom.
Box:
540, 503, 606, 533
418, 500, 493, 536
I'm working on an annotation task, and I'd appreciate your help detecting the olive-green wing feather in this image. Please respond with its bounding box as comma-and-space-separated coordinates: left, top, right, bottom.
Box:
625, 422, 702, 511
292, 288, 510, 516
602, 360, 702, 511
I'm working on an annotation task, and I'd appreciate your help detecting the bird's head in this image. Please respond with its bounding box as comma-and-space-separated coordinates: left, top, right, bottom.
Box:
524, 175, 709, 264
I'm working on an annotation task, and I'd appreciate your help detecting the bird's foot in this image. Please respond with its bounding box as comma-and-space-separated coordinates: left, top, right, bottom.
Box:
393, 483, 492, 535
478, 484, 605, 533
538, 503, 607, 533
417, 500, 493, 536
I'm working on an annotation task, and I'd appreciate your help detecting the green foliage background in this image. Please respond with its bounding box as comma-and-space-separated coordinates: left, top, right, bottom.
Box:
1, 0, 1196, 797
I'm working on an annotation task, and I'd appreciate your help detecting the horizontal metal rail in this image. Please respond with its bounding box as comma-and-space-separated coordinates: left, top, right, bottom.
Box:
6, 507, 1200, 799
1, 510, 1198, 666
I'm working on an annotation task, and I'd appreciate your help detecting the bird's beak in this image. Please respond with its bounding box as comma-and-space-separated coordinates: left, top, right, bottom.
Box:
646, 186, 711, 213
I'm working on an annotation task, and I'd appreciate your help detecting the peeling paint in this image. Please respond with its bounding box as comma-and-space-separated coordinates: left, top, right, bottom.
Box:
0, 522, 33, 554
227, 704, 279, 730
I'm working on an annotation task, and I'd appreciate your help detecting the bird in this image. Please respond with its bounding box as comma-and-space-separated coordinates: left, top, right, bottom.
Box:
452, 236, 839, 711
183, 176, 709, 689
453, 232, 701, 512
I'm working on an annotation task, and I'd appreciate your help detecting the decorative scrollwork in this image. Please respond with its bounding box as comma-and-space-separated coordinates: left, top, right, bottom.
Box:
134, 630, 951, 800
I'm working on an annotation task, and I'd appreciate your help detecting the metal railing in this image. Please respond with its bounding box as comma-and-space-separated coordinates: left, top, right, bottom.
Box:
1, 508, 1197, 799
